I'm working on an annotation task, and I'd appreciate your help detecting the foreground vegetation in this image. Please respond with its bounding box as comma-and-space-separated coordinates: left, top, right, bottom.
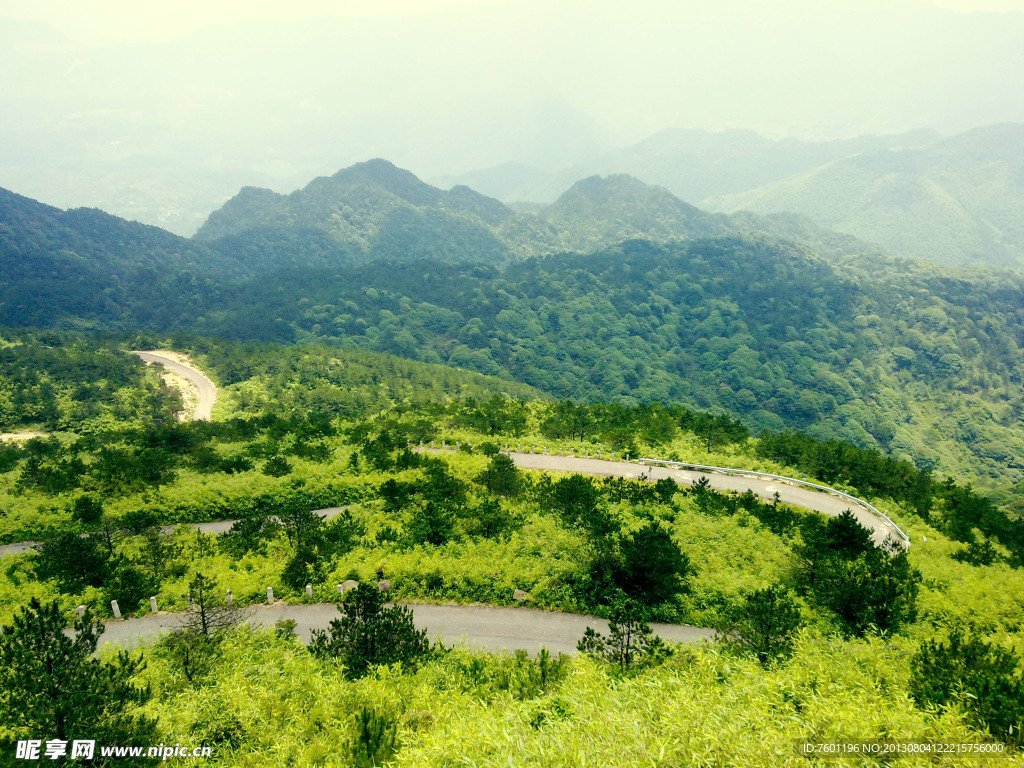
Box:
1, 333, 1023, 765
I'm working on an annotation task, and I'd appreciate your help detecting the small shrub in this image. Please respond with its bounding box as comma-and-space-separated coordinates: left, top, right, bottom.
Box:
910, 628, 1024, 746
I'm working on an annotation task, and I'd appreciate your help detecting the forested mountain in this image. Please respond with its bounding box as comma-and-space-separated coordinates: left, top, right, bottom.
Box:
2, 160, 874, 322
534, 174, 727, 253
4, 166, 1024, 488
704, 124, 1024, 270
193, 160, 874, 269
0, 186, 244, 327
442, 124, 1024, 270
179, 239, 1024, 491
193, 159, 553, 267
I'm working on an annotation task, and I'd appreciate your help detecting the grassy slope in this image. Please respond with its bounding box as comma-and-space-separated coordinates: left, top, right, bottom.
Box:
0, 345, 1022, 765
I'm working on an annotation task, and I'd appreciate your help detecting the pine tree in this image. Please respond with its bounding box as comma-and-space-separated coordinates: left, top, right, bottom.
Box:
158, 573, 250, 686
728, 586, 802, 665
577, 600, 667, 672
310, 582, 429, 679
0, 599, 157, 750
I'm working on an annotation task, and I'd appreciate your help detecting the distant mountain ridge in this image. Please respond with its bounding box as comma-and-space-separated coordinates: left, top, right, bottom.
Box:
194, 158, 873, 268
0, 159, 884, 327
705, 123, 1024, 270
434, 128, 941, 205
438, 124, 1024, 270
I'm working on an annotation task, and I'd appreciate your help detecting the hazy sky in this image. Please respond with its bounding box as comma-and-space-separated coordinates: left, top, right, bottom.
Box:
1, 0, 1022, 232
4, 0, 1024, 43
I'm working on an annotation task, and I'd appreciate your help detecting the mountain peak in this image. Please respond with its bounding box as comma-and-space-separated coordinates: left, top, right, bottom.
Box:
193, 186, 283, 241
540, 174, 723, 252
551, 174, 702, 213
560, 173, 665, 202
325, 158, 442, 207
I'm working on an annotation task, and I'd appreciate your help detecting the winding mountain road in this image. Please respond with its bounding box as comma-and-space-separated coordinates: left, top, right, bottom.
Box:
0, 448, 906, 558
95, 602, 718, 655
1, 353, 911, 654
508, 452, 906, 546
133, 350, 217, 421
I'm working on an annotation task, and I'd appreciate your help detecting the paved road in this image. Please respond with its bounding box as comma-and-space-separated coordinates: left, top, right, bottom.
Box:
0, 507, 352, 558
509, 452, 905, 546
95, 602, 718, 655
133, 351, 217, 421
0, 446, 903, 558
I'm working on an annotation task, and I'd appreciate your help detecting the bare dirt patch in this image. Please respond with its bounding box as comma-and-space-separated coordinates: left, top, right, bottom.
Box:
0, 431, 47, 442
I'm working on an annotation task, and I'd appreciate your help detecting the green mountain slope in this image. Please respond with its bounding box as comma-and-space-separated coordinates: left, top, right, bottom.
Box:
3, 166, 1023, 488
535, 174, 728, 252
0, 328, 184, 432
193, 159, 537, 267
0, 187, 244, 327
706, 124, 1024, 269
2, 161, 876, 328
193, 160, 868, 270
182, 240, 1024, 489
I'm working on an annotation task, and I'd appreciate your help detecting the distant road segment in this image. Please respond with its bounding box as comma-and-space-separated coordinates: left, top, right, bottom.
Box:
508, 452, 907, 547
133, 351, 217, 421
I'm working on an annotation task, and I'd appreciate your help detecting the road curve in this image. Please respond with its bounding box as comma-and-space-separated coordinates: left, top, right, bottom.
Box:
0, 447, 904, 558
133, 351, 217, 421
96, 602, 718, 655
509, 452, 905, 546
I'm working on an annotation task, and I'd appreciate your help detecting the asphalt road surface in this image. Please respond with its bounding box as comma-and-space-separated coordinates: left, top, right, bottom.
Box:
0, 508, 351, 558
95, 602, 718, 655
508, 452, 904, 546
0, 448, 903, 558
133, 351, 217, 421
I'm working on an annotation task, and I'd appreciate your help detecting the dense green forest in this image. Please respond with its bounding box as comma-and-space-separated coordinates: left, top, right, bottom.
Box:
1, 334, 1022, 765
171, 239, 1024, 495
0, 329, 183, 432
6, 165, 1024, 492
4, 168, 1024, 495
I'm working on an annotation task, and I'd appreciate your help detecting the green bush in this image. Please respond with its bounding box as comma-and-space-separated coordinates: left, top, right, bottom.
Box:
910, 628, 1024, 745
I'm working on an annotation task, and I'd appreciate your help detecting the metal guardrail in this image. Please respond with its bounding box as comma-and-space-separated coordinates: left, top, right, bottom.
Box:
412, 442, 910, 547
636, 457, 911, 547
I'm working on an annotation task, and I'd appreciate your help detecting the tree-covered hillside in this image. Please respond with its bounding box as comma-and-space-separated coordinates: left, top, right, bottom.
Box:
707, 124, 1024, 270
191, 160, 875, 271
1, 332, 1022, 765
192, 159, 546, 267
0, 329, 183, 433
181, 239, 1024, 490
4, 168, 1024, 490
0, 187, 250, 329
